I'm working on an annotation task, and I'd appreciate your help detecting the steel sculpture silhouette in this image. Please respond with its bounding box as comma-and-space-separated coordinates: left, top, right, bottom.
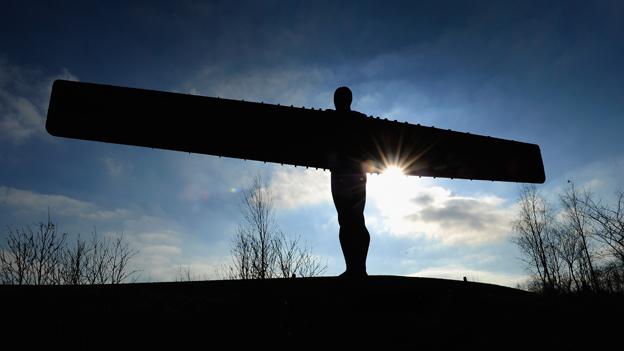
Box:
46, 80, 545, 277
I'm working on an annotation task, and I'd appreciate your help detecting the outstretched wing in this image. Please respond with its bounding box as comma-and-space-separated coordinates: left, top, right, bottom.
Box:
46, 80, 545, 183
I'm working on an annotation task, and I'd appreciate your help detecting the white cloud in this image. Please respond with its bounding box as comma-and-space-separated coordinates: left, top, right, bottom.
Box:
0, 185, 130, 220
367, 174, 515, 246
270, 167, 332, 209
103, 157, 123, 177
0, 95, 41, 141
182, 65, 336, 108
409, 264, 528, 288
141, 244, 182, 257
174, 156, 332, 210
136, 231, 180, 245
115, 224, 189, 282
128, 229, 231, 282
0, 59, 77, 143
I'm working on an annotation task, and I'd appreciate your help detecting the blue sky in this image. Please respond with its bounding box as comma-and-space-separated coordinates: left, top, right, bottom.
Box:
1, 1, 623, 285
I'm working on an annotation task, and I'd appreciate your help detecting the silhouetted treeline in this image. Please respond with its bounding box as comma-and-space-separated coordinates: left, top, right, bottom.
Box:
0, 214, 139, 285
513, 183, 624, 294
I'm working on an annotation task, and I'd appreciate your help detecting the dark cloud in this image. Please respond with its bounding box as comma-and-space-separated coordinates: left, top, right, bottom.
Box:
411, 193, 434, 206
409, 198, 501, 232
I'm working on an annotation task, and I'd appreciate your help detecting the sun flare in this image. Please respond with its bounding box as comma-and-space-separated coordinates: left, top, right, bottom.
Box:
368, 164, 415, 235
381, 165, 405, 178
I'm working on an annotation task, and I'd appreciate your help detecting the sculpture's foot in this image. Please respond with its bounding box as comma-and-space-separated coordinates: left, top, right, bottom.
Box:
339, 270, 368, 279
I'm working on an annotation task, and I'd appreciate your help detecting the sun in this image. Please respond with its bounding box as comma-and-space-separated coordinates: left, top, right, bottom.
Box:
381, 165, 405, 178
367, 163, 416, 235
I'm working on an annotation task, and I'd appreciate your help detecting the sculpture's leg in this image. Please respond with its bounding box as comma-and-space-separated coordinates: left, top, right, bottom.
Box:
331, 172, 370, 277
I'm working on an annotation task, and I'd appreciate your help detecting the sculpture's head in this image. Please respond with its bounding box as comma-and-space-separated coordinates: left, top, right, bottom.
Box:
334, 86, 352, 112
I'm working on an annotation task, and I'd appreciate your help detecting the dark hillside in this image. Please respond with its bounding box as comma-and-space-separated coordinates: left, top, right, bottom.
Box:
1, 276, 620, 349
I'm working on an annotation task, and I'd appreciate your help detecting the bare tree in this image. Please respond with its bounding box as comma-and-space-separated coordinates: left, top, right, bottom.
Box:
551, 223, 582, 292
275, 232, 327, 278
0, 227, 33, 285
176, 266, 196, 282
0, 214, 66, 285
584, 190, 624, 266
559, 183, 600, 292
513, 182, 624, 293
60, 234, 90, 285
83, 231, 139, 284
226, 175, 326, 279
229, 226, 258, 279
582, 189, 624, 292
237, 176, 277, 279
1, 215, 139, 285
108, 234, 139, 284
512, 185, 560, 292
174, 265, 210, 282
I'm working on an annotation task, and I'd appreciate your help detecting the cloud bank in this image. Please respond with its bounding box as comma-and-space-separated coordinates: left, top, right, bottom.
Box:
409, 264, 528, 288
367, 175, 515, 246
270, 167, 331, 209
0, 59, 77, 143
